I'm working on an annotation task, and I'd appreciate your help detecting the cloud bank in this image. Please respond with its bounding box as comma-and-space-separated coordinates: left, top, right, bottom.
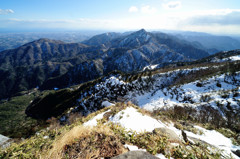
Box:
186, 10, 240, 25
0, 9, 14, 15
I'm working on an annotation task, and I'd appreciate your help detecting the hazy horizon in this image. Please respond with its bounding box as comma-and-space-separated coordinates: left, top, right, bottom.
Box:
1, 0, 240, 35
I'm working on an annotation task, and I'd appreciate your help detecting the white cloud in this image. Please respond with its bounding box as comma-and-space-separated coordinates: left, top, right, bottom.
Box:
129, 6, 138, 13
186, 11, 240, 25
175, 9, 240, 34
163, 1, 181, 9
1, 8, 240, 35
141, 5, 157, 14
0, 9, 14, 15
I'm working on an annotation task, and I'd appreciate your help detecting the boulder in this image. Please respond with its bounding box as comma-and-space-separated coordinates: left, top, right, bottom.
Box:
233, 149, 240, 157
111, 151, 159, 159
236, 134, 240, 143
0, 134, 11, 149
153, 127, 180, 143
182, 130, 188, 143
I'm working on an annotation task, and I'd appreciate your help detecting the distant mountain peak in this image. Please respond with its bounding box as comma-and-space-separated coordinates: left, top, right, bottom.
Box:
138, 28, 147, 33
133, 29, 148, 36
114, 29, 151, 48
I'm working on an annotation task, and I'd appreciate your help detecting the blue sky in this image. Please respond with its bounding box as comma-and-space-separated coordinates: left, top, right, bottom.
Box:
1, 0, 240, 34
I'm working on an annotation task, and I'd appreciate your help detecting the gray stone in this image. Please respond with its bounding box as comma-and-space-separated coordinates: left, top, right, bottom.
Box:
111, 151, 159, 159
236, 134, 240, 143
0, 134, 11, 149
153, 127, 180, 143
233, 149, 240, 157
182, 130, 188, 143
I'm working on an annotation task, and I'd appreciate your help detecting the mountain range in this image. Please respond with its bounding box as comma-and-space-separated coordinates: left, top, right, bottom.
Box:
0, 29, 210, 99
160, 30, 240, 54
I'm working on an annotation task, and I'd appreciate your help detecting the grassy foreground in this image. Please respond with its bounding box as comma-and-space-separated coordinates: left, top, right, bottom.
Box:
1, 102, 231, 159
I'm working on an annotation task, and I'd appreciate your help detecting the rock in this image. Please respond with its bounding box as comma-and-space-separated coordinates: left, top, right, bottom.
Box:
153, 127, 180, 143
179, 121, 193, 127
111, 151, 159, 159
236, 134, 240, 143
0, 134, 11, 149
233, 149, 240, 157
182, 130, 188, 143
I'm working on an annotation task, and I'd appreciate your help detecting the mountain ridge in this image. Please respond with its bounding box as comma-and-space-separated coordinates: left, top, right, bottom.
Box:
0, 29, 210, 99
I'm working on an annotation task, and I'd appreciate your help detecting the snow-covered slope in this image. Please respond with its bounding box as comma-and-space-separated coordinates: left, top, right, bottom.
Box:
82, 106, 240, 159
63, 61, 240, 158
74, 66, 220, 113
134, 72, 240, 112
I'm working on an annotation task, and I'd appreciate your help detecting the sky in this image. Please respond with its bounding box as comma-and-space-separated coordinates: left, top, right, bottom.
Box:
0, 0, 240, 35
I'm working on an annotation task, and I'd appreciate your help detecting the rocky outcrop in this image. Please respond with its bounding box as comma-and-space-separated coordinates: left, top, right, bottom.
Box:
153, 128, 180, 143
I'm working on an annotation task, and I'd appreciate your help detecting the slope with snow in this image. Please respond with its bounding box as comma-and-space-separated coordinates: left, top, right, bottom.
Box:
75, 66, 212, 114
73, 62, 240, 158
82, 106, 240, 159
134, 72, 240, 112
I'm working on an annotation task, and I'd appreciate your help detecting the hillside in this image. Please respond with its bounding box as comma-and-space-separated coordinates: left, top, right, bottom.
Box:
25, 50, 240, 120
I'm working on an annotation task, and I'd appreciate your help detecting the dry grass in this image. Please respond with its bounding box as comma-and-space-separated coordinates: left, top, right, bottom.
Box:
67, 112, 83, 125
45, 125, 127, 159
46, 117, 61, 130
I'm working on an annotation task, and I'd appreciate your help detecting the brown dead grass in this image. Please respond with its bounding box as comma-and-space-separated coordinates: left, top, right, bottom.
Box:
45, 125, 127, 159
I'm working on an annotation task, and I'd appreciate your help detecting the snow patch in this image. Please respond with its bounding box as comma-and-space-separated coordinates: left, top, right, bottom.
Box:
156, 153, 172, 159
212, 55, 240, 62
229, 55, 240, 61
124, 144, 146, 152
110, 107, 164, 132
143, 64, 158, 71
101, 101, 114, 107
84, 109, 111, 127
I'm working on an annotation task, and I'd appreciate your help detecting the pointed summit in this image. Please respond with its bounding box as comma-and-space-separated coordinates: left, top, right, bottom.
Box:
112, 29, 151, 48
133, 29, 148, 36
138, 28, 147, 33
